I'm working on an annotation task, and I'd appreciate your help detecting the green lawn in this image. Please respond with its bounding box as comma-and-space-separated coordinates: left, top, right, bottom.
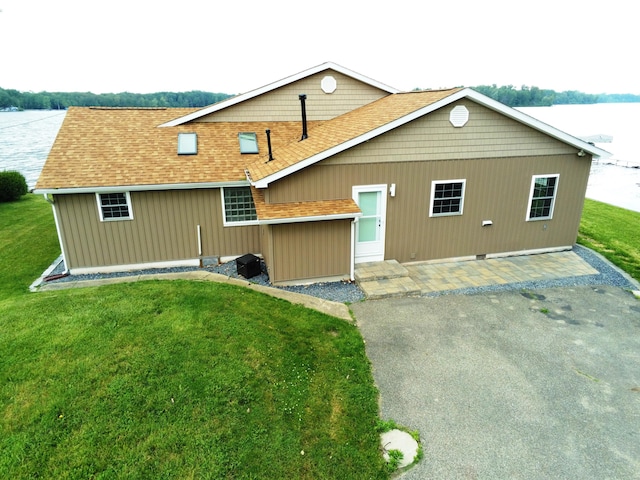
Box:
0, 195, 388, 479
578, 198, 640, 283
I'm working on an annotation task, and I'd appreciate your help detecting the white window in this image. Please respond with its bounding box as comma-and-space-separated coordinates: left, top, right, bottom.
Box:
222, 187, 257, 225
527, 174, 559, 221
430, 179, 466, 217
96, 192, 133, 221
238, 132, 259, 154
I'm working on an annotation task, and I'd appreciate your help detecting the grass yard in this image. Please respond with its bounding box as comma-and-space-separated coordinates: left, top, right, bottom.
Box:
0, 195, 388, 479
578, 198, 640, 283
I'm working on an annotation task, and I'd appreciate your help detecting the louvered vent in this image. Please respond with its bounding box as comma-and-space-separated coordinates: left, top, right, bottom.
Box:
449, 105, 469, 127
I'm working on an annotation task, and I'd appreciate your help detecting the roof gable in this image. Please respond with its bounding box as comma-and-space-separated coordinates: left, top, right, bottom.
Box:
159, 62, 399, 127
246, 88, 611, 188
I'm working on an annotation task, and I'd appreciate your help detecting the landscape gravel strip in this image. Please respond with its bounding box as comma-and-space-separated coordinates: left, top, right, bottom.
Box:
41, 244, 637, 302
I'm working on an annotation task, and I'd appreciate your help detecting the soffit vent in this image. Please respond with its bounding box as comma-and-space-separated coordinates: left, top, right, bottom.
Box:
449, 105, 469, 127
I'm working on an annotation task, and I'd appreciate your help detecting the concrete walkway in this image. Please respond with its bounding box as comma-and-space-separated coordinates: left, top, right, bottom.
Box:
355, 251, 600, 299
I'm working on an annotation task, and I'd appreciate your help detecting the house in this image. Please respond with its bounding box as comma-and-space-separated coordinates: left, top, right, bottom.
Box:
35, 62, 609, 285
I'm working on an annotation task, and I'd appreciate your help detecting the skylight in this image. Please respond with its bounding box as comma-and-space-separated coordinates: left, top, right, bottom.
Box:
177, 133, 197, 155
238, 132, 259, 154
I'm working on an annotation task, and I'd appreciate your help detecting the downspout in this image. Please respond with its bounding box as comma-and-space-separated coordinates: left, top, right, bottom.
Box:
197, 224, 203, 267
44, 193, 70, 275
350, 218, 356, 282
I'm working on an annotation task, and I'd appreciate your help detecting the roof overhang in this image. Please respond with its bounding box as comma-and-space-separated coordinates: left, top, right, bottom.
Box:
159, 62, 400, 127
251, 88, 611, 188
257, 212, 361, 225
34, 180, 250, 195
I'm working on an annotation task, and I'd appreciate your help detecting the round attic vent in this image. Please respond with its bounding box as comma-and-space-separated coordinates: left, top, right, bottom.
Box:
321, 75, 337, 94
450, 105, 469, 127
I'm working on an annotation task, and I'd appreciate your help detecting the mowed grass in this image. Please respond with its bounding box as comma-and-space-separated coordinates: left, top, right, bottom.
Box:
578, 198, 640, 283
0, 195, 387, 479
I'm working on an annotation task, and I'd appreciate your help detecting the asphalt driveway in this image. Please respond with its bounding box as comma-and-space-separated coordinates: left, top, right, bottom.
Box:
352, 285, 640, 479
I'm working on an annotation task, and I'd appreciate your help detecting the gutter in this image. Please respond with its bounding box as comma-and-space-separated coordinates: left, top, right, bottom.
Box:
33, 180, 251, 195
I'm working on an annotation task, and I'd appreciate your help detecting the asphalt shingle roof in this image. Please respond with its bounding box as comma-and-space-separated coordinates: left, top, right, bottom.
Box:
36, 107, 314, 190
36, 88, 462, 191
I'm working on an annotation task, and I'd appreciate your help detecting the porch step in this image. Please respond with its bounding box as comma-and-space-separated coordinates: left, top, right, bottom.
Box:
354, 260, 410, 282
355, 260, 421, 299
357, 276, 422, 300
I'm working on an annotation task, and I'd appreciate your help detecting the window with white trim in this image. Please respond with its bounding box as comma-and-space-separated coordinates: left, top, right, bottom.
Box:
222, 187, 257, 225
430, 179, 466, 217
96, 192, 133, 221
527, 174, 559, 220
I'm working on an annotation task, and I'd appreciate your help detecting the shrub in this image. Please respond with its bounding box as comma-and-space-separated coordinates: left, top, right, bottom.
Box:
0, 171, 28, 202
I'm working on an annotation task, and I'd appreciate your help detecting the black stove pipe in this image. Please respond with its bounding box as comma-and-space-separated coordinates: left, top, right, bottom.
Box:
299, 94, 308, 141
266, 129, 273, 161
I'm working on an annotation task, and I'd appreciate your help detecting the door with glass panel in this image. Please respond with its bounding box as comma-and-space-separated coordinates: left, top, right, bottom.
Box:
353, 185, 387, 263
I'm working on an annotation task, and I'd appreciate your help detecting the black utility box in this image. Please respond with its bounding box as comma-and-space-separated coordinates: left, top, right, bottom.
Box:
236, 253, 261, 279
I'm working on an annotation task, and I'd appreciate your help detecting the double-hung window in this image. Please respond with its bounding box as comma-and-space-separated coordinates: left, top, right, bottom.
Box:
527, 174, 559, 220
222, 186, 257, 225
430, 179, 466, 217
96, 192, 133, 221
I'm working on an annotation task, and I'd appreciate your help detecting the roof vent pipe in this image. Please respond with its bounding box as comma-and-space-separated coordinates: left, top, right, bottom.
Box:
266, 129, 274, 161
299, 94, 308, 141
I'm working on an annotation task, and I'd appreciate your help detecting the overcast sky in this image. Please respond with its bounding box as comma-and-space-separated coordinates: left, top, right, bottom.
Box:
1, 0, 636, 96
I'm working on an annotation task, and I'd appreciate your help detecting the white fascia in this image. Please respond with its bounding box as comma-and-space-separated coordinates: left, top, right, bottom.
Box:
159, 62, 400, 127
33, 181, 250, 195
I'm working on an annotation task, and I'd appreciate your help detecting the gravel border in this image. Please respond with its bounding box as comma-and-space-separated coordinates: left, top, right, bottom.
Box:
38, 245, 638, 302
42, 256, 365, 303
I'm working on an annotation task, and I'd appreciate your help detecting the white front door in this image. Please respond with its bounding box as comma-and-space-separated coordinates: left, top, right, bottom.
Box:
353, 184, 387, 263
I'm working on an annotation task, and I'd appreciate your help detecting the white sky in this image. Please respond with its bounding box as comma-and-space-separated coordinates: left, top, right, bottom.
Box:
0, 0, 637, 95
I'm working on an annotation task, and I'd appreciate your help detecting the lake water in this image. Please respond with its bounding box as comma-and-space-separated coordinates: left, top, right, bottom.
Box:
1, 104, 639, 212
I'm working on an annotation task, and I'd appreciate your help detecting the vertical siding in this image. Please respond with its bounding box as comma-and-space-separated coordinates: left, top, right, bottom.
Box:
260, 96, 591, 264
196, 70, 390, 122
263, 155, 591, 264
56, 189, 261, 270
269, 220, 351, 284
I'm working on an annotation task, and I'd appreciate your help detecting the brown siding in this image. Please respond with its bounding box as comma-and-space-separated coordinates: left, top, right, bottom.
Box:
319, 99, 575, 166
265, 155, 590, 263
195, 70, 390, 123
55, 189, 260, 270
268, 220, 351, 284
262, 98, 590, 266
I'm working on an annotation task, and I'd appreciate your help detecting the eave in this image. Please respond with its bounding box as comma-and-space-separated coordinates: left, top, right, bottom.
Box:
34, 180, 250, 195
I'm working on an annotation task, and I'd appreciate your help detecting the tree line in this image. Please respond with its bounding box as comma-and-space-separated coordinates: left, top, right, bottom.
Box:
2, 85, 639, 110
0, 88, 232, 110
468, 85, 640, 107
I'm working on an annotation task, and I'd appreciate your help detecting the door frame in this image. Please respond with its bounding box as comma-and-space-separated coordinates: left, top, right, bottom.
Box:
352, 184, 388, 264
